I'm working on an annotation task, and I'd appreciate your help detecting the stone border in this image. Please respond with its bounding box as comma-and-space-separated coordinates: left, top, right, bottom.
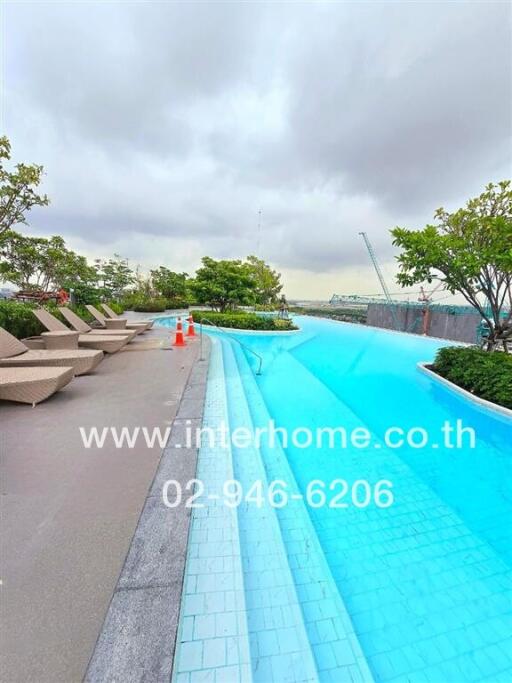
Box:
154, 316, 301, 336
197, 325, 301, 336
418, 362, 512, 419
85, 338, 211, 682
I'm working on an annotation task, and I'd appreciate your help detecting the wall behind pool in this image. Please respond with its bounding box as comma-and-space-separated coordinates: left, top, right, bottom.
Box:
367, 302, 481, 343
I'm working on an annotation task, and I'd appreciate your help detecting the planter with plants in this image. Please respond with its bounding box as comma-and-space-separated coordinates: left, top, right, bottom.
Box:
132, 298, 168, 313
425, 346, 512, 411
190, 310, 298, 331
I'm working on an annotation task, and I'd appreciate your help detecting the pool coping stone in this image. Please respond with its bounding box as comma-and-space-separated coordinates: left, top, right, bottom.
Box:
418, 361, 512, 419
84, 336, 211, 682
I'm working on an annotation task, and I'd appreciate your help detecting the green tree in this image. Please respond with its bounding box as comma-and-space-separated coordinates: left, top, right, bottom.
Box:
150, 266, 189, 299
94, 254, 135, 299
192, 256, 256, 312
0, 230, 97, 294
133, 267, 154, 299
392, 181, 512, 351
0, 136, 50, 236
245, 255, 283, 305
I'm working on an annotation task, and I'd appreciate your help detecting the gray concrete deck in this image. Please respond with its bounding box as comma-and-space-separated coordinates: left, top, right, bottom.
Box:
0, 323, 207, 682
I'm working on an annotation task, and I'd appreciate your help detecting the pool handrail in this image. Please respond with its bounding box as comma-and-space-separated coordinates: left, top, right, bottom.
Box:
199, 317, 263, 375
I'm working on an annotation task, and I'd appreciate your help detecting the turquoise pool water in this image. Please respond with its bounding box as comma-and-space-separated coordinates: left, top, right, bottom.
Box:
161, 316, 512, 683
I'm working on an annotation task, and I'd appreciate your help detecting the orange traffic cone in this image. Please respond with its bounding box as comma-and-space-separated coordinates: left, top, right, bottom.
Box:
173, 318, 186, 347
186, 315, 196, 337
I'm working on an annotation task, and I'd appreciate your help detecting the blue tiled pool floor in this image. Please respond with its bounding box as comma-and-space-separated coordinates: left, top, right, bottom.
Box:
169, 317, 512, 683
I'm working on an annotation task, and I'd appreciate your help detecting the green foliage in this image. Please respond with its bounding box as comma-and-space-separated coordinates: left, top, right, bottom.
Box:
120, 290, 191, 312
94, 254, 135, 299
0, 136, 50, 236
392, 181, 512, 350
0, 299, 44, 338
119, 291, 146, 311
0, 230, 98, 293
0, 229, 129, 307
253, 303, 279, 311
433, 346, 512, 409
131, 269, 154, 300
132, 298, 168, 312
0, 299, 103, 339
106, 301, 124, 315
165, 298, 189, 310
245, 255, 283, 305
190, 310, 297, 331
150, 267, 189, 300
69, 281, 104, 306
119, 292, 166, 311
191, 257, 257, 312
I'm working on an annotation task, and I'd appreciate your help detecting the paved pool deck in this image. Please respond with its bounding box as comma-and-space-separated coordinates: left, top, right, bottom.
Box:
0, 321, 209, 682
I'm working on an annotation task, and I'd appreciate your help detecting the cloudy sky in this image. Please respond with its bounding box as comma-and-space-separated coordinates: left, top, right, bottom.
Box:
2, 1, 511, 300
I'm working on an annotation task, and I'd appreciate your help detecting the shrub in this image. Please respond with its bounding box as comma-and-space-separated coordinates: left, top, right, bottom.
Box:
0, 299, 98, 339
165, 298, 189, 310
253, 303, 279, 312
432, 346, 512, 409
118, 293, 140, 311
119, 294, 189, 312
119, 293, 173, 312
0, 299, 44, 338
133, 298, 168, 313
53, 303, 95, 324
107, 301, 124, 315
190, 310, 297, 331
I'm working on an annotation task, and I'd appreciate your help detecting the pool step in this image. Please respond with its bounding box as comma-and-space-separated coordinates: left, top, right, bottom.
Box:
232, 343, 375, 683
258, 342, 366, 434
172, 339, 253, 683
243, 347, 512, 683
223, 341, 320, 683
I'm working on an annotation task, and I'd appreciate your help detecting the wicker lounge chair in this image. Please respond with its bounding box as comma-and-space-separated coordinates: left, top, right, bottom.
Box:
85, 305, 145, 335
0, 366, 74, 406
59, 307, 137, 342
0, 327, 103, 376
101, 303, 154, 330
32, 309, 128, 354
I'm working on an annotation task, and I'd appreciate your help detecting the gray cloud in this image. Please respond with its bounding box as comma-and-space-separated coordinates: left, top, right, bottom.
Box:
283, 2, 512, 211
3, 1, 511, 294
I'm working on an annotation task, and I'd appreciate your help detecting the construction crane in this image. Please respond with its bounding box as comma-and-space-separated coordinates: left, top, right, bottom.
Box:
418, 281, 443, 304
359, 232, 402, 331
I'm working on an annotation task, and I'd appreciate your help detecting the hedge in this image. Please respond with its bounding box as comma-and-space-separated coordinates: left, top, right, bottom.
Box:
120, 296, 189, 313
190, 310, 297, 331
0, 299, 117, 339
166, 299, 190, 310
132, 298, 168, 313
432, 346, 512, 409
107, 301, 124, 315
0, 300, 45, 338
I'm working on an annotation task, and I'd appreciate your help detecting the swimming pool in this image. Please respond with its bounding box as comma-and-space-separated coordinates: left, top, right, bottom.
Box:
161, 315, 512, 683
